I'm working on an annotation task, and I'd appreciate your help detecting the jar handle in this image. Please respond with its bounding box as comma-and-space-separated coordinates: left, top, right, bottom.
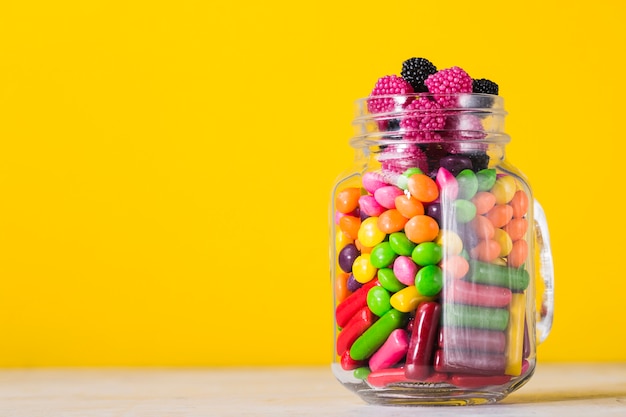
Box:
533, 200, 554, 344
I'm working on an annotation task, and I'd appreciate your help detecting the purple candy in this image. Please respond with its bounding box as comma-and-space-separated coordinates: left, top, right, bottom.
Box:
338, 243, 360, 273
439, 155, 473, 176
346, 274, 363, 292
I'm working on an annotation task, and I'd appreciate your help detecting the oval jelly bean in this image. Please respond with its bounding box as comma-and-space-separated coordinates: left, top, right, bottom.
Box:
471, 239, 501, 262
435, 230, 463, 256
504, 218, 528, 241
439, 155, 472, 176
388, 232, 416, 256
377, 209, 408, 234
405, 215, 440, 244
350, 308, 408, 361
453, 199, 476, 224
339, 215, 361, 240
471, 215, 495, 240
407, 173, 439, 203
357, 216, 386, 247
374, 185, 404, 209
368, 328, 409, 372
412, 242, 443, 266
367, 285, 392, 317
335, 230, 353, 252
335, 272, 350, 304
394, 194, 425, 218
393, 256, 418, 286
494, 228, 513, 257
439, 255, 469, 280
397, 167, 424, 190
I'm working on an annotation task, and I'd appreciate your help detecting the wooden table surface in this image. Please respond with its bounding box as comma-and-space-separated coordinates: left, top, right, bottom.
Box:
0, 363, 624, 416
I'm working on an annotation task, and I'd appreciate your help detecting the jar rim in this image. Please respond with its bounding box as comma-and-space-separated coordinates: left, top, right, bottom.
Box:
354, 92, 506, 112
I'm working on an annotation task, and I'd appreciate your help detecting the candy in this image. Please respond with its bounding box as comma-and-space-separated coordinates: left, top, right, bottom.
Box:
425, 203, 442, 225
377, 209, 409, 234
456, 169, 479, 200
434, 349, 507, 375
435, 167, 458, 200
476, 168, 497, 191
353, 366, 371, 380
491, 175, 516, 204
505, 293, 526, 376
338, 243, 359, 273
367, 286, 392, 317
374, 185, 404, 209
493, 228, 513, 257
415, 265, 443, 297
377, 268, 406, 293
346, 273, 362, 292
336, 306, 376, 355
359, 194, 386, 217
468, 260, 530, 291
411, 242, 443, 266
335, 279, 379, 328
503, 218, 528, 241
369, 242, 398, 269
335, 230, 353, 252
352, 254, 378, 283
470, 215, 495, 240
435, 229, 463, 255
449, 374, 511, 388
368, 329, 409, 372
471, 191, 496, 215
393, 256, 418, 286
446, 279, 512, 308
510, 189, 529, 218
443, 304, 509, 331
390, 285, 433, 313
362, 172, 387, 194
336, 187, 362, 214
367, 367, 448, 387
508, 238, 529, 268
485, 204, 514, 228
439, 328, 506, 353
340, 349, 366, 370
350, 308, 408, 361
339, 215, 361, 240
453, 199, 477, 224
335, 272, 350, 304
439, 255, 470, 280
388, 232, 416, 256
407, 173, 439, 203
394, 194, 425, 218
439, 155, 472, 176
405, 215, 440, 244
405, 301, 441, 379
470, 239, 501, 262
357, 216, 386, 247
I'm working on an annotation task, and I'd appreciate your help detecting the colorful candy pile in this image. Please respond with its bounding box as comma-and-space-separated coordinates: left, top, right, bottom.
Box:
333, 58, 531, 390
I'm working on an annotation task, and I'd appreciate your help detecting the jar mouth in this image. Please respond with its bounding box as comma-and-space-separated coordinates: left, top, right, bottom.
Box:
352, 93, 509, 147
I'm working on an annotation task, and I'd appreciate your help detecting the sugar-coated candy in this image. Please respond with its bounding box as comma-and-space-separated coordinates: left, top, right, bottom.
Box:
476, 168, 497, 191
491, 175, 516, 204
439, 255, 469, 280
370, 242, 398, 269
338, 243, 359, 273
405, 214, 440, 243
392, 255, 418, 286
377, 268, 406, 293
357, 216, 386, 247
335, 279, 379, 328
362, 172, 387, 194
456, 169, 479, 200
470, 239, 501, 262
394, 194, 425, 218
439, 155, 472, 176
350, 308, 408, 361
353, 366, 371, 380
493, 228, 513, 257
435, 229, 463, 255
352, 254, 378, 283
336, 306, 376, 355
374, 185, 404, 209
338, 215, 360, 240
486, 204, 513, 228
367, 286, 392, 317
346, 273, 362, 292
425, 203, 442, 225
359, 194, 386, 217
390, 285, 433, 313
336, 187, 362, 214
388, 232, 416, 256
397, 167, 423, 190
508, 238, 528, 268
435, 167, 458, 200
335, 272, 350, 304
446, 279, 512, 308
472, 191, 497, 215
453, 199, 476, 224
468, 260, 530, 291
335, 230, 353, 252
471, 214, 495, 239
503, 218, 528, 241
439, 327, 506, 353
510, 189, 529, 218
415, 265, 443, 297
368, 329, 409, 372
505, 293, 526, 376
412, 242, 443, 266
405, 301, 441, 379
443, 303, 509, 331
377, 209, 409, 234
407, 173, 439, 203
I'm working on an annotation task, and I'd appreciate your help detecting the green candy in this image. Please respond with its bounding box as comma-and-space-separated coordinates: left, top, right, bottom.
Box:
377, 268, 406, 293
443, 304, 510, 331
350, 308, 408, 361
369, 242, 398, 269
366, 286, 392, 317
397, 168, 423, 190
412, 242, 443, 266
353, 367, 371, 380
415, 264, 443, 296
389, 232, 416, 256
456, 169, 479, 200
453, 199, 477, 223
476, 168, 497, 191
468, 260, 530, 291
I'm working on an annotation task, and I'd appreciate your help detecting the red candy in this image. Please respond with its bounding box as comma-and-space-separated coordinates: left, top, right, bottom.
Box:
445, 279, 512, 308
335, 279, 379, 329
404, 301, 441, 380
336, 306, 376, 356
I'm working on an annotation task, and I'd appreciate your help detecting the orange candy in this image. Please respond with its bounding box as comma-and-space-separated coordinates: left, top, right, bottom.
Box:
440, 255, 470, 280
339, 215, 361, 240
335, 187, 361, 214
471, 239, 501, 262
471, 215, 495, 240
407, 174, 439, 203
472, 191, 497, 215
335, 272, 351, 303
395, 194, 425, 218
510, 190, 529, 218
508, 239, 529, 268
485, 204, 514, 228
503, 218, 528, 241
377, 209, 409, 234
405, 215, 440, 244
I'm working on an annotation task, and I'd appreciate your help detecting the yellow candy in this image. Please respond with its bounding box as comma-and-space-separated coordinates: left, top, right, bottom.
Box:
352, 254, 377, 284
435, 230, 463, 256
491, 175, 517, 205
390, 285, 433, 313
493, 228, 513, 257
357, 216, 386, 248
505, 293, 526, 376
336, 230, 354, 252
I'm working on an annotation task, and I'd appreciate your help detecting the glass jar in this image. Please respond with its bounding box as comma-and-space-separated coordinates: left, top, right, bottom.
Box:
330, 93, 554, 405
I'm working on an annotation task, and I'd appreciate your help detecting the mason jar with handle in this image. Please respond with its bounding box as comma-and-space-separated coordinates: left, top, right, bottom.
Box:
330, 92, 554, 405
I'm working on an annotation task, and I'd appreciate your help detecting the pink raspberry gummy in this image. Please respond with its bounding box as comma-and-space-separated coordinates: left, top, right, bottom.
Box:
367, 75, 414, 114
378, 143, 428, 175
400, 97, 445, 140
425, 66, 473, 108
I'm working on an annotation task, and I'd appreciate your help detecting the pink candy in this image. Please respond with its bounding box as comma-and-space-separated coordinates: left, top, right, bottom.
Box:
368, 329, 409, 372
435, 167, 458, 201
374, 186, 404, 209
393, 256, 418, 286
362, 172, 388, 194
358, 195, 386, 217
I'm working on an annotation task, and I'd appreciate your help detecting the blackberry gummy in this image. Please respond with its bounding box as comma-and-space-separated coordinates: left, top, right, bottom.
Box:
472, 78, 499, 95
400, 57, 437, 93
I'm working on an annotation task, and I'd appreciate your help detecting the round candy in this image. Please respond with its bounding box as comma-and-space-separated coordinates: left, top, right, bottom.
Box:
388, 232, 416, 256
359, 195, 386, 217
494, 228, 513, 257
352, 254, 377, 283
336, 187, 361, 214
370, 242, 398, 269
367, 286, 392, 316
405, 215, 440, 243
394, 194, 425, 219
377, 209, 408, 234
390, 285, 429, 313
392, 255, 418, 286
476, 168, 497, 191
374, 186, 404, 209
510, 190, 529, 218
471, 239, 501, 262
439, 254, 470, 280
339, 215, 361, 240
336, 230, 354, 252
338, 243, 359, 273
377, 268, 406, 293
435, 230, 463, 256
357, 217, 386, 247
425, 203, 442, 226
491, 175, 517, 204
453, 199, 477, 224
486, 204, 514, 228
397, 167, 424, 190
346, 273, 362, 292
415, 265, 443, 296
456, 169, 479, 200
503, 218, 528, 241
472, 191, 497, 215
407, 174, 439, 203
411, 242, 443, 266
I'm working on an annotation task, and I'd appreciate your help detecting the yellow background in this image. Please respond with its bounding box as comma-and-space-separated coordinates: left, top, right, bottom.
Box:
0, 1, 624, 366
